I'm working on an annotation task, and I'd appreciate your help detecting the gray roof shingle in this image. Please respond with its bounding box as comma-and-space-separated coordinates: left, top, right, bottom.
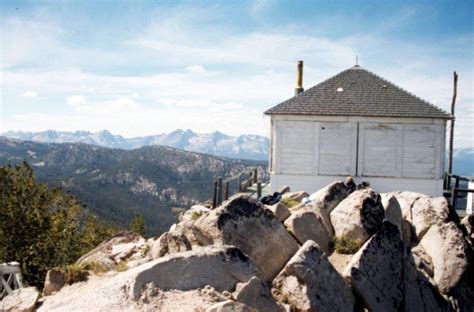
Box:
264, 65, 451, 119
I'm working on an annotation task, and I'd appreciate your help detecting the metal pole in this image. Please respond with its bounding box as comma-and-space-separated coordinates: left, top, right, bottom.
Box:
257, 182, 262, 199
253, 169, 258, 184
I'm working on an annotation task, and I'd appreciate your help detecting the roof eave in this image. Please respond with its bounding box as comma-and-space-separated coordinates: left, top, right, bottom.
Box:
262, 112, 452, 119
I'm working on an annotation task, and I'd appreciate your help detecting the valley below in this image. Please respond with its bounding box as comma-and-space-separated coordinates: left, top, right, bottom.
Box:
0, 137, 268, 235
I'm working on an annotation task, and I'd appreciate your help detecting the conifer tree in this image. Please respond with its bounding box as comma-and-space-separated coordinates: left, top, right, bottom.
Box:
129, 213, 145, 235
0, 161, 118, 288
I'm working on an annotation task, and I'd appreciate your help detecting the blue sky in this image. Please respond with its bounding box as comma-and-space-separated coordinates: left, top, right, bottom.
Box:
0, 0, 473, 148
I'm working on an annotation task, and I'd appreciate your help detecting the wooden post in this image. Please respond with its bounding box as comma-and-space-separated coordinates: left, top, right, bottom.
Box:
217, 177, 223, 206
253, 169, 258, 184
224, 181, 229, 200
451, 187, 457, 210
257, 182, 262, 199
212, 180, 218, 209
448, 71, 458, 175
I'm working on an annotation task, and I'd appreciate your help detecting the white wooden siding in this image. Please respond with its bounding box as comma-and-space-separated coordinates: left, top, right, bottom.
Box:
276, 121, 316, 175
359, 123, 399, 177
270, 116, 445, 181
402, 124, 437, 178
318, 122, 357, 176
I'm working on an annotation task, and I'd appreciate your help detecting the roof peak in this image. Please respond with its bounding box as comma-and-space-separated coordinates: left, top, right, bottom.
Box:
264, 65, 451, 119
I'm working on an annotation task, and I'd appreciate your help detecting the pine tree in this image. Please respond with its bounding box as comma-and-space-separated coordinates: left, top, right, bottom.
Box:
79, 214, 119, 255
0, 162, 82, 287
0, 161, 118, 288
129, 213, 145, 235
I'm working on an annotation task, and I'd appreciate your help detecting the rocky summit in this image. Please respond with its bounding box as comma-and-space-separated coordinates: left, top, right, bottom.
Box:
2, 178, 473, 312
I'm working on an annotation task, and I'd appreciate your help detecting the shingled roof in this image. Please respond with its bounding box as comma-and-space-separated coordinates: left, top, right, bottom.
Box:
264, 65, 451, 119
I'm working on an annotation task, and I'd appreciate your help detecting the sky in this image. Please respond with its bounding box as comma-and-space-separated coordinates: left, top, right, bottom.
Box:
0, 0, 473, 148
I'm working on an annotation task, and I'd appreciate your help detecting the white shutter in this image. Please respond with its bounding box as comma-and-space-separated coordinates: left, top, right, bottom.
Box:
278, 121, 316, 175
318, 122, 357, 175
402, 124, 437, 178
359, 123, 399, 177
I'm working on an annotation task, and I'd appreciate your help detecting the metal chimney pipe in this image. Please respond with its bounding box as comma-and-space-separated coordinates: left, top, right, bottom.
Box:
295, 60, 304, 96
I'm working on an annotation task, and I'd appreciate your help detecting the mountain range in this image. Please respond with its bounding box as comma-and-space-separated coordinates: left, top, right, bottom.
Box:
3, 129, 472, 177
0, 137, 267, 235
451, 148, 474, 177
2, 129, 270, 161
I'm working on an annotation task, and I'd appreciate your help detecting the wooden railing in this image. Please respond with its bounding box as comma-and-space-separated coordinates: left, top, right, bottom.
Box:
1, 262, 23, 299
212, 168, 263, 208
443, 172, 474, 211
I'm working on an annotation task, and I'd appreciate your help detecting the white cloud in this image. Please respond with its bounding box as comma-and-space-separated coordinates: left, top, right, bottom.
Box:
66, 95, 139, 114
23, 90, 37, 97
250, 0, 273, 17
185, 65, 206, 73
157, 98, 242, 110
1, 5, 473, 148
66, 95, 87, 108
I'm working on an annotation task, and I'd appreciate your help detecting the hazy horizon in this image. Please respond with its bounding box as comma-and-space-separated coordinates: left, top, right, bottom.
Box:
1, 128, 269, 139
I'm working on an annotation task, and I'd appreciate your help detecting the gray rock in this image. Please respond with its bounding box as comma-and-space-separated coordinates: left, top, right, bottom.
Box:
0, 287, 39, 312
126, 256, 152, 270
419, 221, 469, 294
150, 231, 192, 259
284, 208, 331, 254
381, 194, 403, 234
129, 245, 257, 300
461, 214, 473, 234
461, 214, 473, 246
264, 203, 291, 222
408, 197, 449, 242
43, 269, 66, 296
403, 248, 448, 312
193, 196, 299, 281
411, 245, 434, 279
206, 300, 256, 312
173, 219, 214, 247
401, 219, 414, 245
330, 188, 385, 245
276, 185, 291, 194
179, 205, 211, 223
384, 191, 429, 219
448, 260, 474, 312
381, 194, 417, 244
76, 231, 145, 270
309, 181, 351, 214
309, 181, 352, 237
234, 277, 282, 312
272, 240, 355, 312
343, 221, 404, 312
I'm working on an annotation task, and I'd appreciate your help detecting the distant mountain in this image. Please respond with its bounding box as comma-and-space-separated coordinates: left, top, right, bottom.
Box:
451, 147, 474, 177
0, 137, 268, 235
2, 129, 270, 161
